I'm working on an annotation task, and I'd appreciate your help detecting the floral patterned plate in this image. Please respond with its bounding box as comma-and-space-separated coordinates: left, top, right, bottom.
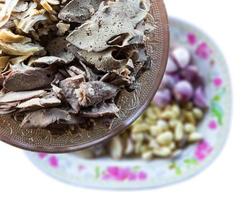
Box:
25, 17, 232, 190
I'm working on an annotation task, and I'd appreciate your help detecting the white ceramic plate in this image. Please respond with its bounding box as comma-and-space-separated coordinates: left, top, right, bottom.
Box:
25, 17, 232, 190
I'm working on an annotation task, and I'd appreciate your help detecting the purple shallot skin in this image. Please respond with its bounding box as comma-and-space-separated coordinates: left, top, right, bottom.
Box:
173, 80, 194, 103
153, 89, 172, 108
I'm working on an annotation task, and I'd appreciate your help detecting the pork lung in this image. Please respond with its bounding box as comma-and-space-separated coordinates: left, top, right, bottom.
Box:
77, 81, 118, 107
17, 94, 61, 111
59, 74, 86, 113
3, 67, 56, 91
58, 0, 102, 23
0, 90, 46, 103
21, 108, 82, 128
81, 102, 119, 118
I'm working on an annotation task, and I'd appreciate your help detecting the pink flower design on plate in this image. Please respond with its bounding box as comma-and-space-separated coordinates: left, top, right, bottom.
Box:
38, 152, 48, 159
102, 166, 147, 182
209, 119, 218, 130
187, 33, 197, 45
195, 42, 212, 59
48, 156, 59, 168
195, 140, 213, 161
78, 165, 85, 172
213, 77, 223, 87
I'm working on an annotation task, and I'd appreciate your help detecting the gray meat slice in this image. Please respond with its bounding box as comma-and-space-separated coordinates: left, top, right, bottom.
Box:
21, 108, 81, 128
100, 69, 135, 87
68, 44, 127, 72
79, 60, 101, 81
3, 66, 56, 91
66, 65, 85, 77
0, 102, 18, 114
76, 81, 118, 107
30, 56, 66, 67
46, 37, 75, 64
59, 74, 86, 113
0, 90, 46, 103
58, 0, 102, 23
81, 102, 119, 118
17, 94, 61, 111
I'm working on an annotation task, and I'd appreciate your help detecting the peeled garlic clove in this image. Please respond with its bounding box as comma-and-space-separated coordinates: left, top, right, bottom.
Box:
153, 89, 172, 108
141, 151, 153, 160
193, 87, 208, 109
153, 147, 171, 157
166, 56, 178, 73
188, 132, 203, 143
109, 136, 123, 160
173, 80, 194, 103
124, 138, 134, 155
156, 131, 173, 145
172, 46, 191, 69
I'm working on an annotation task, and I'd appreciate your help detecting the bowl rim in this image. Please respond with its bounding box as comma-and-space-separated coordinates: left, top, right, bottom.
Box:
0, 0, 170, 153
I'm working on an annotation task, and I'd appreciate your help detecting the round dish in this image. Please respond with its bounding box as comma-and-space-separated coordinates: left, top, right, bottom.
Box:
0, 0, 169, 153
25, 17, 232, 189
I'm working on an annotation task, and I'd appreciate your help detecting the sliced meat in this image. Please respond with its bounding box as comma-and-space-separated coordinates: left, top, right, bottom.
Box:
58, 0, 102, 23
0, 102, 18, 114
66, 65, 85, 77
66, 0, 151, 52
17, 94, 61, 111
0, 90, 46, 103
59, 74, 86, 113
30, 56, 66, 67
46, 37, 75, 64
51, 84, 63, 99
68, 44, 128, 71
76, 81, 118, 107
79, 61, 100, 81
67, 66, 85, 76
21, 108, 81, 128
56, 21, 70, 36
81, 102, 119, 118
4, 66, 56, 91
100, 67, 135, 87
0, 0, 19, 28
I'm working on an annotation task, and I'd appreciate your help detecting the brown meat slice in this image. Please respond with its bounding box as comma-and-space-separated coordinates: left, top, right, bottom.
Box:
80, 61, 101, 81
76, 81, 118, 107
66, 65, 85, 77
100, 64, 135, 87
58, 0, 102, 23
46, 37, 75, 64
3, 67, 56, 91
21, 108, 81, 128
17, 94, 61, 111
30, 56, 66, 67
0, 102, 18, 114
59, 74, 86, 113
81, 102, 119, 118
0, 90, 46, 103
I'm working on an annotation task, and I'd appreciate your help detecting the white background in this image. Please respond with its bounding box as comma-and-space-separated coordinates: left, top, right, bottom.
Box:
0, 0, 244, 199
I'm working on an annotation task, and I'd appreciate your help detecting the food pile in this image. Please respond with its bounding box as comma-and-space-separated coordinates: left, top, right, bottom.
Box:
0, 0, 154, 129
78, 46, 209, 160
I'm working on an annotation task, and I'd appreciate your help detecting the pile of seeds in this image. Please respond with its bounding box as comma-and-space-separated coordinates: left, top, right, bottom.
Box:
0, 0, 154, 129
78, 46, 208, 160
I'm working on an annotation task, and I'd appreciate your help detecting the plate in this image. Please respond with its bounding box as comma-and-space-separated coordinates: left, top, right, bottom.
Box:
25, 17, 232, 189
